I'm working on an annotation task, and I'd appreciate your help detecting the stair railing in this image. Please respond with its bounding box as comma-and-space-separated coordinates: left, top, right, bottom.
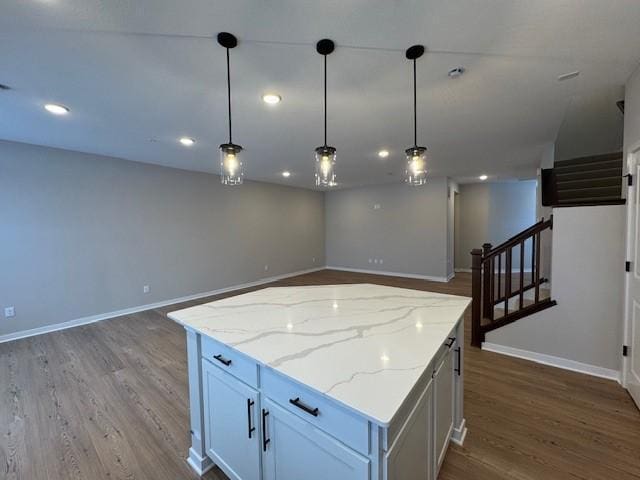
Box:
471, 216, 555, 347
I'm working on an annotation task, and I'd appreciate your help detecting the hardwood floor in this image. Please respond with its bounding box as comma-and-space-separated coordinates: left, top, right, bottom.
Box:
1, 269, 639, 479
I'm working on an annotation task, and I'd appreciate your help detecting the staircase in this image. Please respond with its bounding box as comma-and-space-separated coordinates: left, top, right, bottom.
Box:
541, 152, 624, 207
470, 217, 557, 347
469, 152, 626, 347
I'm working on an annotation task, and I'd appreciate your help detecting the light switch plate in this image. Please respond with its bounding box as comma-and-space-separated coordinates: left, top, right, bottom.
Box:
4, 307, 15, 318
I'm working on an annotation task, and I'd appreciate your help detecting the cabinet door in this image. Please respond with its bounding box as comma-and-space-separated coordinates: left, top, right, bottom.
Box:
385, 379, 433, 480
433, 344, 455, 471
202, 359, 261, 480
261, 398, 370, 480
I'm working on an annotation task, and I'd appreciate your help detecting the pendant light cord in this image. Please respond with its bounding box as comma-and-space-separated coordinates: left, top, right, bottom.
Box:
226, 47, 233, 143
413, 58, 417, 147
324, 54, 327, 147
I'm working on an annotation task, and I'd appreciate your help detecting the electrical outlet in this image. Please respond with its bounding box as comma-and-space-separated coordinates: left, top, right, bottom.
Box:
374, 259, 379, 264
4, 306, 15, 318
264, 264, 269, 271
379, 259, 384, 265
368, 258, 373, 264
312, 257, 316, 263
143, 285, 150, 294
373, 203, 381, 210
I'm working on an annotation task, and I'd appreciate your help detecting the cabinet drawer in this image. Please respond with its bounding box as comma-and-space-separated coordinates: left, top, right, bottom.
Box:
201, 335, 259, 388
261, 368, 369, 455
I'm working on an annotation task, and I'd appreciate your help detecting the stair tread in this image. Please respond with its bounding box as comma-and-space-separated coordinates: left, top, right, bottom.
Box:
554, 159, 622, 174
557, 185, 621, 196
554, 198, 625, 206
555, 167, 622, 181
556, 177, 622, 188
554, 152, 622, 167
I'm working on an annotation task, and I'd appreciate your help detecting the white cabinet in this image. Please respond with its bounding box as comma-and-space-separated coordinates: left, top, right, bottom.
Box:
202, 359, 261, 480
385, 379, 434, 480
261, 398, 370, 480
433, 339, 456, 472
187, 320, 465, 480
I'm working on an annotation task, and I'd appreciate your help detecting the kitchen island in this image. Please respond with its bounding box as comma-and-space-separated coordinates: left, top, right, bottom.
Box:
168, 283, 470, 480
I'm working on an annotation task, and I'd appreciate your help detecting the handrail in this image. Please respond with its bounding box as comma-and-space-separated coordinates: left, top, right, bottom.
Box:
471, 216, 555, 347
484, 217, 552, 259
487, 219, 544, 254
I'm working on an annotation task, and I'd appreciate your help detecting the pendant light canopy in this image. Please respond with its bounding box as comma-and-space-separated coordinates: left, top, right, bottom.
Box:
218, 32, 244, 185
315, 39, 337, 188
405, 45, 428, 186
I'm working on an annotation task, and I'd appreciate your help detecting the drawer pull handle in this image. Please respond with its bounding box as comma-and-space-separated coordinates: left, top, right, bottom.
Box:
262, 409, 270, 452
445, 337, 456, 349
289, 397, 319, 417
213, 354, 232, 366
247, 399, 255, 439
455, 347, 461, 376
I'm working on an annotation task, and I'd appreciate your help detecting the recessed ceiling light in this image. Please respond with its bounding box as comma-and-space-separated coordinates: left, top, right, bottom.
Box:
179, 137, 195, 146
448, 67, 465, 78
262, 93, 281, 105
479, 174, 488, 181
282, 171, 291, 177
378, 149, 390, 158
557, 71, 580, 81
44, 103, 69, 115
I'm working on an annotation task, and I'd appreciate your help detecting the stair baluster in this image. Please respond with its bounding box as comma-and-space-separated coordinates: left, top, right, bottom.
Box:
471, 217, 557, 347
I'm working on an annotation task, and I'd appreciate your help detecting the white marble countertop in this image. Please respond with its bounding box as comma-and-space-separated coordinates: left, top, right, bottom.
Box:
168, 284, 470, 426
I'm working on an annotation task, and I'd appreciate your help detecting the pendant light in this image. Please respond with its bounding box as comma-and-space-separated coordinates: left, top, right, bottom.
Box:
404, 45, 428, 186
217, 32, 244, 185
315, 39, 337, 187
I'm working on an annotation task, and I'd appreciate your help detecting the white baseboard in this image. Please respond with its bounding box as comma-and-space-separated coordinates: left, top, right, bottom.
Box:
0, 267, 325, 344
454, 268, 472, 273
450, 418, 467, 446
187, 447, 214, 476
326, 266, 450, 283
482, 342, 621, 383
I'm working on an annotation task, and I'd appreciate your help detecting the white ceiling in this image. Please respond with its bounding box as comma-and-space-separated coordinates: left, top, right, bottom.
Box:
1, 0, 639, 189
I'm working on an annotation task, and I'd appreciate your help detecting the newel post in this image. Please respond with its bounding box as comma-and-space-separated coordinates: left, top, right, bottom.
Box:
471, 248, 483, 348
482, 243, 492, 319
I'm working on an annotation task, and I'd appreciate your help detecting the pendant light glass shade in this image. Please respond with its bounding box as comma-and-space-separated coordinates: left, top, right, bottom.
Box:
220, 143, 244, 185
405, 146, 428, 185
315, 146, 336, 187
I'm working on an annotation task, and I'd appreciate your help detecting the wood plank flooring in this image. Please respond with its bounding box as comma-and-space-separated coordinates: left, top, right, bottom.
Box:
1, 269, 639, 480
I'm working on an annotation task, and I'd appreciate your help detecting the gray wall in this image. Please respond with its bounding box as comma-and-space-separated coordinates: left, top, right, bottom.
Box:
487, 205, 625, 372
446, 180, 458, 279
0, 140, 324, 338
454, 181, 537, 270
555, 85, 625, 162
324, 179, 449, 280
625, 66, 640, 160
